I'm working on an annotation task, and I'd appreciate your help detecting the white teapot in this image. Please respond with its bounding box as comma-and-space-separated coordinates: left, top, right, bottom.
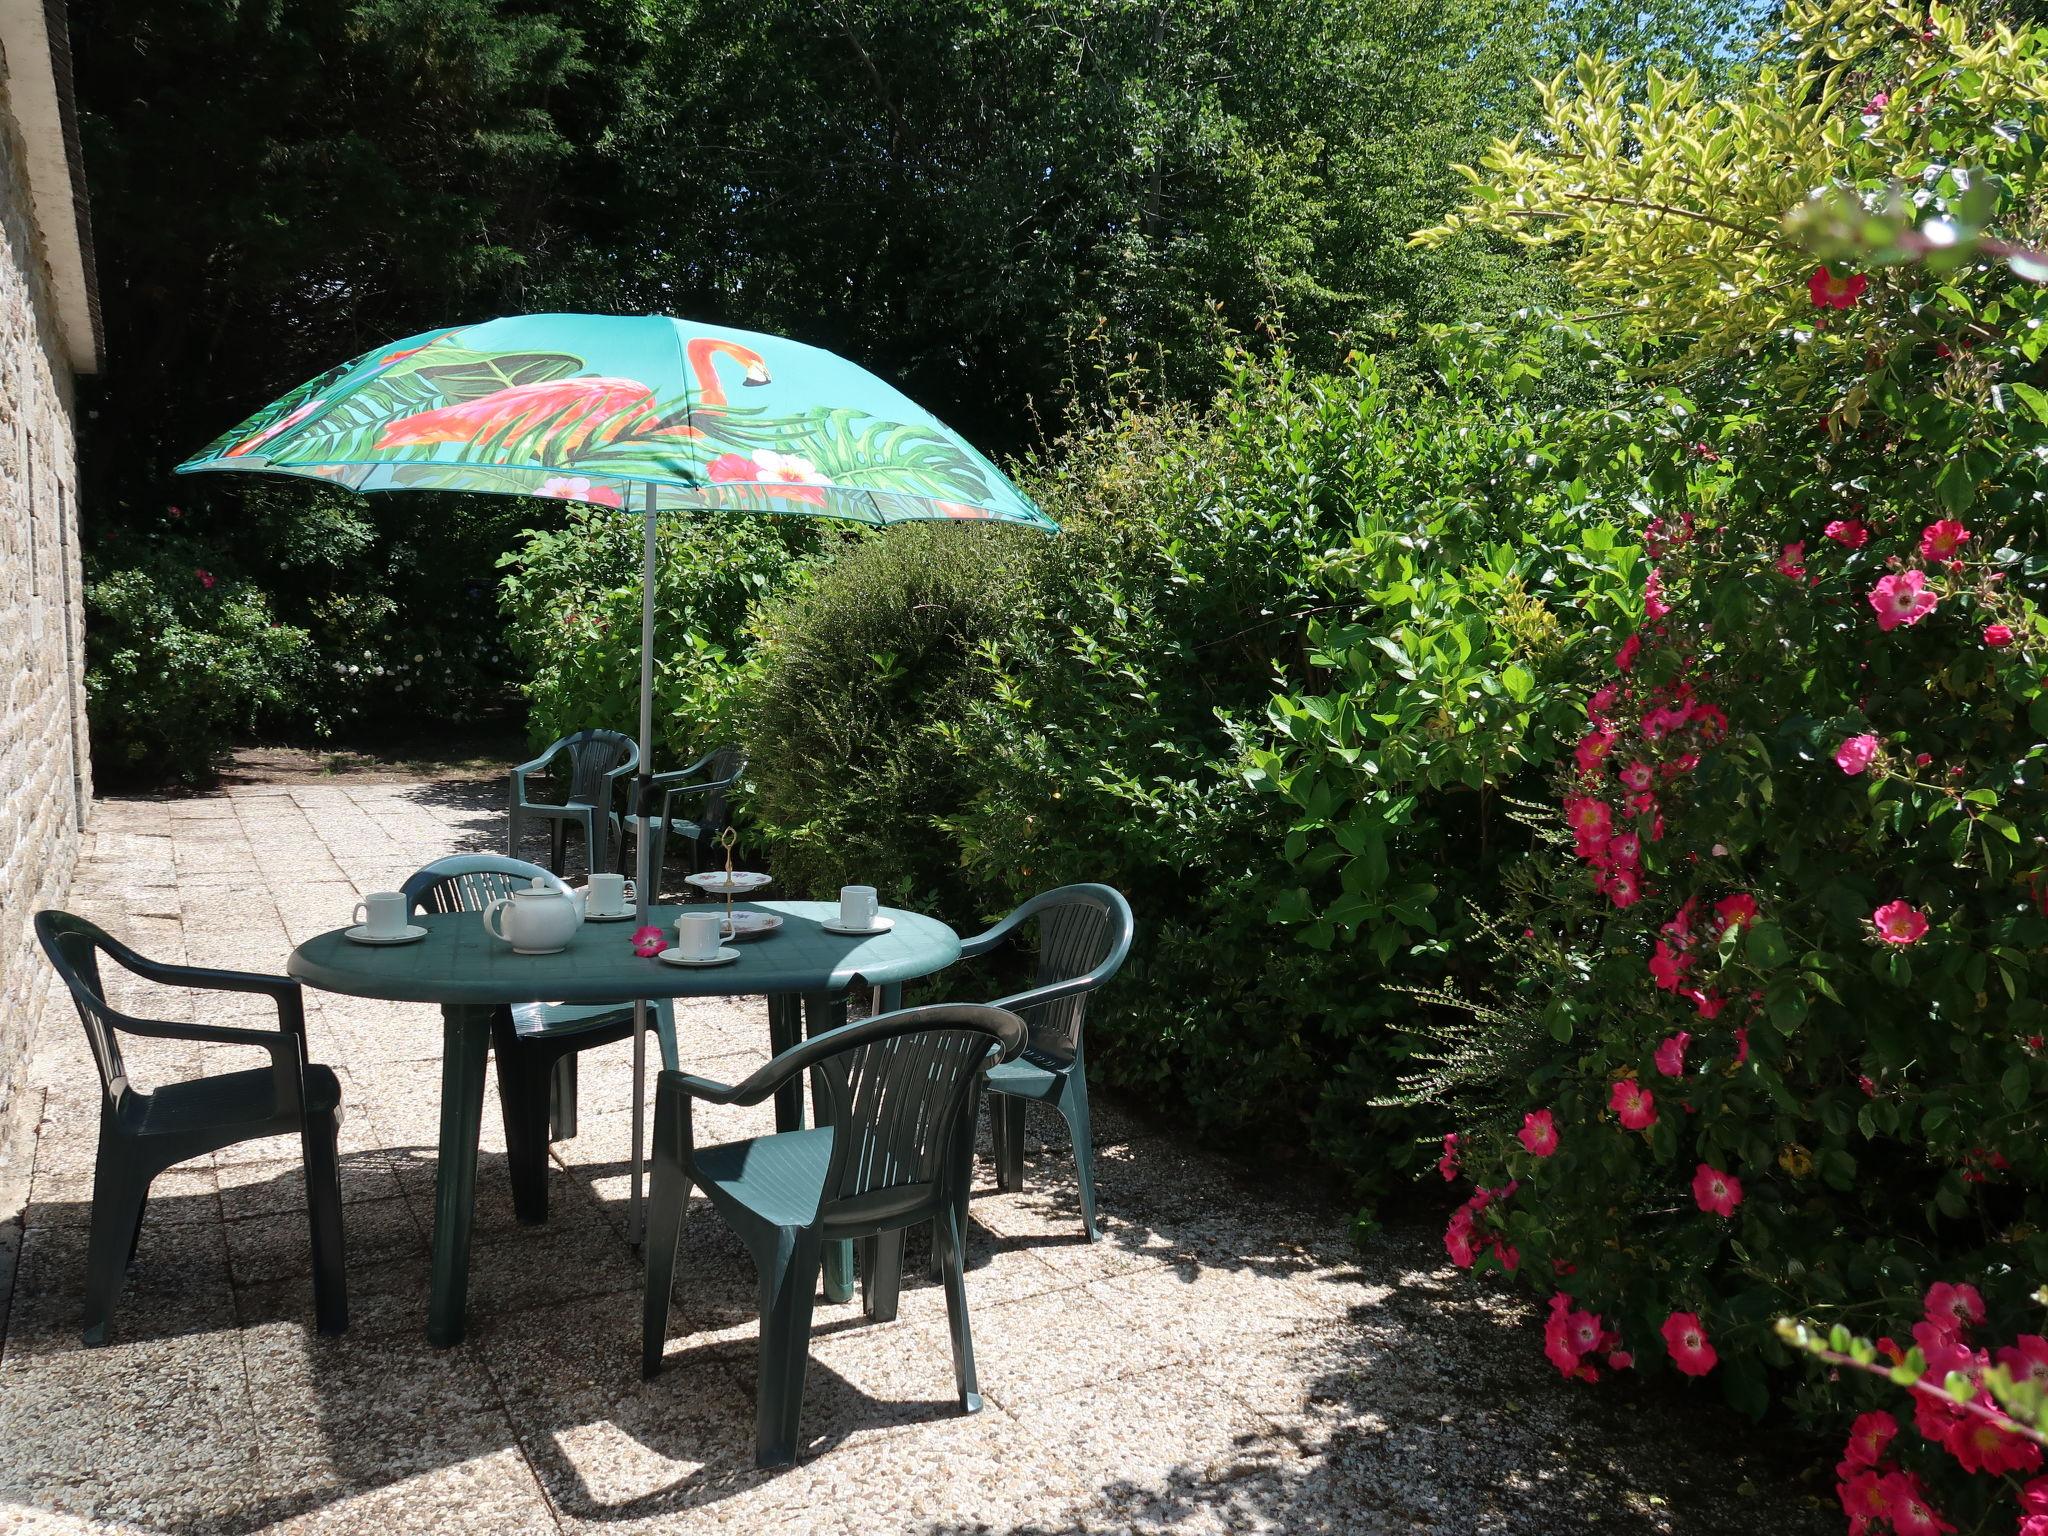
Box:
483, 876, 582, 955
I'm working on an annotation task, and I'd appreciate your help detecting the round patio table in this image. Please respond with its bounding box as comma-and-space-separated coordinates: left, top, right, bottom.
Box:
289, 899, 960, 1346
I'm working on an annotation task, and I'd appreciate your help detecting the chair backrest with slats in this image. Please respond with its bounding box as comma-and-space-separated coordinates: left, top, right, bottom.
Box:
34, 911, 132, 1103
403, 854, 568, 917
807, 1005, 1025, 1230
558, 729, 637, 806
1010, 884, 1133, 1064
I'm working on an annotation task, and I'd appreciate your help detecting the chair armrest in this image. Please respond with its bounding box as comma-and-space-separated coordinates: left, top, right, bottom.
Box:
97, 937, 309, 1039
601, 744, 642, 810
958, 905, 1032, 960
648, 751, 720, 789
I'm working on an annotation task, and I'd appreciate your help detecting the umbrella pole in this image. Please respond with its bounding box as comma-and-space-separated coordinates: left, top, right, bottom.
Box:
630, 486, 658, 1244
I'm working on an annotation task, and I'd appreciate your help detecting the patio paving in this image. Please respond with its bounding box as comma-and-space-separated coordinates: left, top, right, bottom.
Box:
0, 779, 1834, 1535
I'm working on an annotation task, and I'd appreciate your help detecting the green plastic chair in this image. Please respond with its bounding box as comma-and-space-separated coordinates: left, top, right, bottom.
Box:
401, 855, 676, 1223
33, 910, 348, 1344
642, 1002, 1026, 1467
965, 883, 1134, 1242
507, 728, 639, 877
616, 745, 746, 897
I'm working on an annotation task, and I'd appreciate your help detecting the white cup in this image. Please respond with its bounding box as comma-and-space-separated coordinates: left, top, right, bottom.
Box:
587, 872, 627, 917
675, 910, 723, 961
353, 891, 407, 938
839, 885, 879, 931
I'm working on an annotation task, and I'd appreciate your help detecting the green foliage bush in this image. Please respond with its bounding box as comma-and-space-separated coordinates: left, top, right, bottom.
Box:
1390, 2, 2048, 1524
499, 505, 817, 770
715, 348, 1635, 1195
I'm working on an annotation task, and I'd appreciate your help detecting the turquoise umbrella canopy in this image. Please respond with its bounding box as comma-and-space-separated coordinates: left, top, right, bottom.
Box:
175, 311, 1054, 530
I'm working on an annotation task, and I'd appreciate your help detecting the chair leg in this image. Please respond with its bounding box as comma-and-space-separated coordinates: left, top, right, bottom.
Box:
506, 802, 523, 860
548, 1054, 579, 1142
492, 1027, 553, 1224
861, 1228, 904, 1323
935, 1203, 982, 1414
582, 808, 606, 876
1060, 1075, 1101, 1242
82, 1145, 150, 1347
640, 1088, 694, 1378
993, 1094, 1027, 1193
302, 1106, 350, 1335
549, 819, 566, 875
754, 1230, 823, 1467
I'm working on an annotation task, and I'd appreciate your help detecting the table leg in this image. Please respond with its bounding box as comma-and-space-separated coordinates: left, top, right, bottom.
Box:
877, 982, 903, 1014
767, 994, 804, 1133
428, 1003, 492, 1348
803, 992, 855, 1303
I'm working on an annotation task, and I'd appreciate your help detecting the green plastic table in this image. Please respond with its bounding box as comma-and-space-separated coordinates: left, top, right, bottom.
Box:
288, 899, 960, 1346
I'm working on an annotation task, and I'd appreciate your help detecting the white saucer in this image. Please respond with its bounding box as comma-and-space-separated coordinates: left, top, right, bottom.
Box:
821, 916, 894, 937
723, 911, 784, 941
345, 924, 427, 946
657, 946, 740, 968
584, 909, 638, 923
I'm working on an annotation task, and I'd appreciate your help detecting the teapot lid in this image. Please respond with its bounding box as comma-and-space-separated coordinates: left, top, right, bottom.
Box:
526, 876, 551, 893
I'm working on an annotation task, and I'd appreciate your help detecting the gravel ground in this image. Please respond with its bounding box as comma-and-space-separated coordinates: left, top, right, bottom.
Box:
0, 780, 1837, 1534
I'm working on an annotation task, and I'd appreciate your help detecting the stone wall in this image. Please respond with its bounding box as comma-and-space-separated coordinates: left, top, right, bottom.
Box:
0, 50, 88, 1187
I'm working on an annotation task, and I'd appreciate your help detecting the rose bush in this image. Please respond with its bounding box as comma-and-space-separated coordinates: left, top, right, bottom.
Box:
1388, 1, 2048, 1527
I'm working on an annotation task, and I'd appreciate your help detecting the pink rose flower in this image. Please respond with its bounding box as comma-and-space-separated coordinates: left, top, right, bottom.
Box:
1997, 1336, 2048, 1394
1809, 267, 1868, 309
1843, 1411, 1898, 1468
1574, 729, 1616, 774
195, 567, 217, 589
1879, 1471, 1955, 1536
1691, 1162, 1743, 1217
1872, 900, 1929, 946
1661, 1311, 1718, 1375
1615, 633, 1641, 673
1518, 1109, 1559, 1158
1835, 733, 1879, 774
1654, 1032, 1691, 1078
1733, 1024, 1750, 1065
1713, 892, 1757, 934
1984, 623, 2014, 647
1923, 1281, 1986, 1334
1919, 518, 1971, 562
1618, 760, 1654, 792
1775, 541, 1807, 581
1438, 1132, 1461, 1182
1869, 570, 1938, 630
1648, 939, 1691, 992
1824, 517, 1870, 548
1444, 1207, 1477, 1268
1609, 1077, 1657, 1131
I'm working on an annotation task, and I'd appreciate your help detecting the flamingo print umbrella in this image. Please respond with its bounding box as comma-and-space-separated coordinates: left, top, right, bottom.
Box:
178, 312, 1056, 1237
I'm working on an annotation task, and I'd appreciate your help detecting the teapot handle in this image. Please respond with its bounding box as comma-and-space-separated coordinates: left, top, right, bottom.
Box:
482, 895, 513, 944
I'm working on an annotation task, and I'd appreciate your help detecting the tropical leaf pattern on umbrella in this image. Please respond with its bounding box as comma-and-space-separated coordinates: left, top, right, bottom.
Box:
178, 316, 1054, 529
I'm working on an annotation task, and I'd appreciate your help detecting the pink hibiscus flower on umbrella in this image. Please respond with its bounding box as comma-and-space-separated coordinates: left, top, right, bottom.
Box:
707, 448, 832, 506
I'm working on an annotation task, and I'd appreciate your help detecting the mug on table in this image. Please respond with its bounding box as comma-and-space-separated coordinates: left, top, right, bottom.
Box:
839, 885, 879, 930
587, 872, 628, 917
354, 891, 408, 939
675, 910, 723, 961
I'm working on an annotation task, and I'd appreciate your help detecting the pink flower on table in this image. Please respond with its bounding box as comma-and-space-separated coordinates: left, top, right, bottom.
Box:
1615, 633, 1641, 673
1518, 1109, 1560, 1157
1844, 1411, 1898, 1468
1880, 1471, 1955, 1536
1872, 900, 1929, 946
1810, 267, 1868, 309
630, 924, 666, 958
1575, 728, 1617, 774
1775, 542, 1808, 581
1836, 733, 1880, 774
1984, 623, 2014, 647
1661, 1311, 1718, 1375
1609, 1078, 1657, 1130
1870, 570, 1939, 630
1920, 519, 1971, 562
1825, 517, 1871, 549
1924, 1281, 1986, 1335
1691, 1163, 1743, 1216
1654, 1032, 1691, 1078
